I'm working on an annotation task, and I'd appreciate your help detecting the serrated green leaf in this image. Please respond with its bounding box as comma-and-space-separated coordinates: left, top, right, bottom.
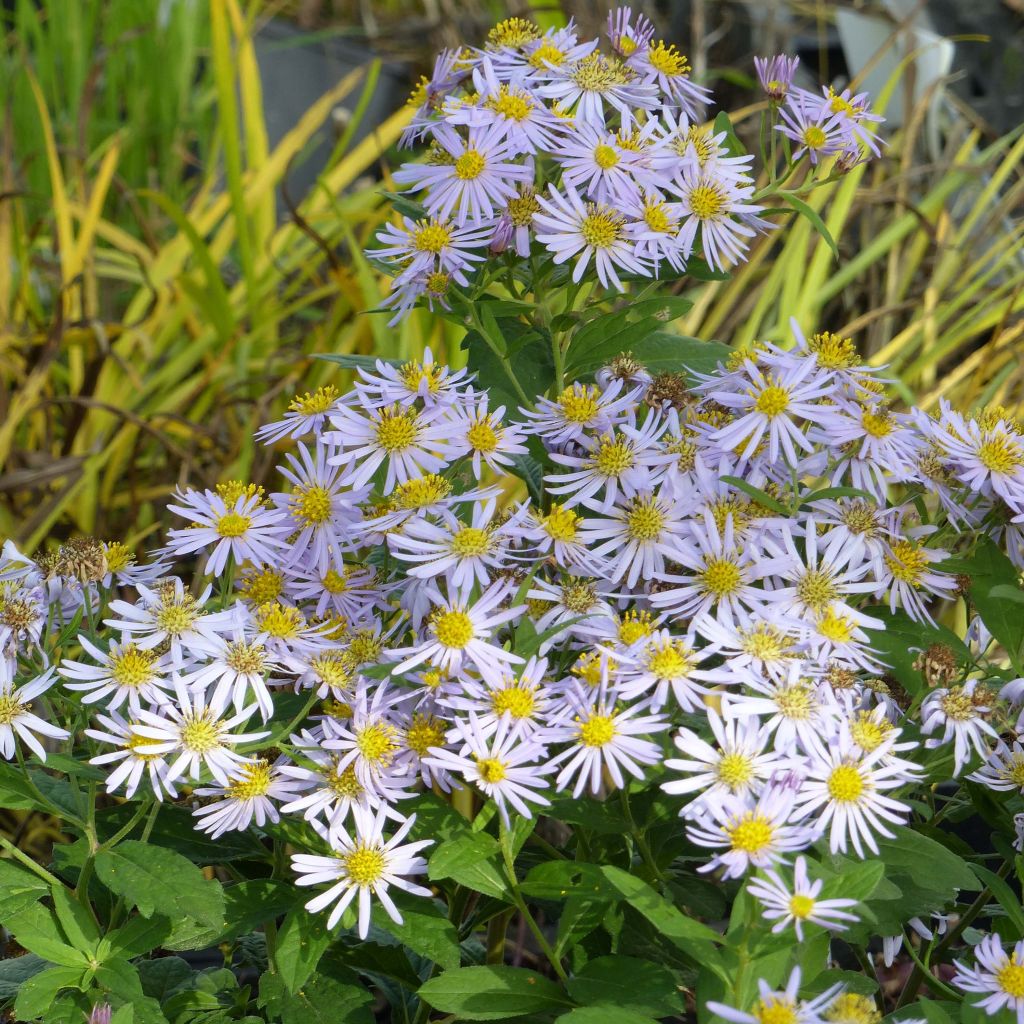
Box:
429, 832, 510, 900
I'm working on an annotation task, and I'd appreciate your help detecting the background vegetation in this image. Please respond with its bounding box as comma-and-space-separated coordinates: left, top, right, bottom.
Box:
3, 0, 1023, 552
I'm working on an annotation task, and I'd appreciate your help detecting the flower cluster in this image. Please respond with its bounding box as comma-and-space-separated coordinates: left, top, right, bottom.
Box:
370, 10, 884, 320
6, 320, 1024, 1022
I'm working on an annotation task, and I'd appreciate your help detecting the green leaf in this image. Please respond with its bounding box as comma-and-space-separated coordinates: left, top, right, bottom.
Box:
5, 904, 89, 968
798, 486, 879, 507
137, 956, 193, 1002
713, 111, 746, 157
557, 1009, 661, 1024
0, 858, 48, 918
972, 863, 1024, 937
372, 893, 461, 972
50, 886, 101, 955
599, 866, 724, 973
95, 841, 226, 929
509, 452, 545, 505
14, 965, 85, 1020
961, 537, 1024, 665
378, 189, 428, 221
522, 861, 612, 901
313, 352, 401, 369
274, 908, 332, 994
429, 832, 510, 900
720, 475, 791, 515
258, 959, 374, 1024
781, 192, 839, 260
566, 955, 682, 1017
219, 879, 296, 940
418, 965, 572, 1021
0, 953, 48, 999
462, 318, 553, 414
106, 914, 174, 959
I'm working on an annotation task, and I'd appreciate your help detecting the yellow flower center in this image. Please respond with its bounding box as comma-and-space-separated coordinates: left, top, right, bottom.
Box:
326, 764, 363, 798
126, 728, 159, 762
593, 436, 634, 476
356, 722, 399, 766
580, 206, 624, 248
542, 504, 582, 542
789, 893, 816, 919
593, 143, 620, 169
450, 526, 492, 557
528, 42, 564, 68
109, 644, 156, 688
155, 596, 200, 636
486, 87, 533, 121
322, 569, 348, 594
292, 485, 332, 526
825, 993, 880, 1024
643, 199, 675, 233
978, 434, 1024, 474
717, 752, 753, 788
348, 630, 383, 664
375, 406, 420, 452
561, 581, 597, 614
454, 150, 486, 180
180, 713, 221, 754
618, 610, 655, 646
399, 359, 444, 393
413, 221, 452, 254
625, 498, 665, 541
828, 90, 858, 117
688, 182, 728, 220
311, 654, 352, 688
827, 763, 865, 802
289, 384, 340, 415
578, 714, 615, 747
776, 683, 814, 719
809, 330, 857, 369
239, 568, 284, 605
647, 40, 690, 76
0, 695, 24, 726
490, 686, 536, 720
487, 17, 539, 48
940, 686, 980, 721
999, 754, 1024, 788
467, 418, 500, 452
997, 962, 1024, 999
476, 756, 507, 783
405, 713, 447, 756
740, 624, 789, 660
228, 760, 273, 800
699, 556, 743, 597
571, 53, 629, 92
225, 640, 266, 675
861, 409, 894, 438
558, 385, 601, 424
344, 843, 387, 886
572, 651, 603, 687
797, 568, 838, 612
850, 713, 891, 753
755, 1000, 799, 1024
104, 541, 134, 573
884, 540, 929, 586
816, 609, 854, 643
393, 474, 453, 509
646, 641, 693, 680
431, 609, 474, 649
507, 189, 540, 226
754, 384, 791, 417
803, 126, 828, 149
727, 813, 774, 854
842, 502, 879, 535
256, 602, 305, 638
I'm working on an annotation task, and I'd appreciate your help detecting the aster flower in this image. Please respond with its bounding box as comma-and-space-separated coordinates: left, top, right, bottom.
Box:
776, 95, 848, 164
390, 581, 524, 682
662, 712, 794, 814
192, 759, 301, 838
321, 681, 410, 788
518, 378, 638, 446
876, 529, 957, 624
746, 856, 859, 940
920, 681, 998, 775
130, 682, 268, 786
606, 7, 655, 59
324, 401, 457, 494
533, 183, 650, 291
424, 712, 551, 826
86, 711, 177, 800
60, 634, 173, 714
255, 384, 342, 445
164, 487, 291, 578
555, 121, 657, 204
953, 933, 1024, 1024
181, 623, 279, 721
628, 38, 711, 119
354, 346, 472, 409
0, 667, 70, 762
687, 787, 818, 879
755, 54, 800, 102
544, 680, 669, 796
393, 123, 531, 225
444, 389, 529, 478
793, 725, 920, 857
614, 628, 715, 711
579, 490, 689, 588
536, 50, 658, 129
708, 967, 843, 1024
369, 215, 491, 276
293, 806, 433, 938
968, 738, 1024, 792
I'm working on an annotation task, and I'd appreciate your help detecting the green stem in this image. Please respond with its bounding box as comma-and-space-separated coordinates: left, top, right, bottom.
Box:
619, 788, 664, 885
499, 820, 568, 984
95, 797, 154, 855
0, 834, 61, 887
486, 908, 516, 965
898, 931, 963, 1003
